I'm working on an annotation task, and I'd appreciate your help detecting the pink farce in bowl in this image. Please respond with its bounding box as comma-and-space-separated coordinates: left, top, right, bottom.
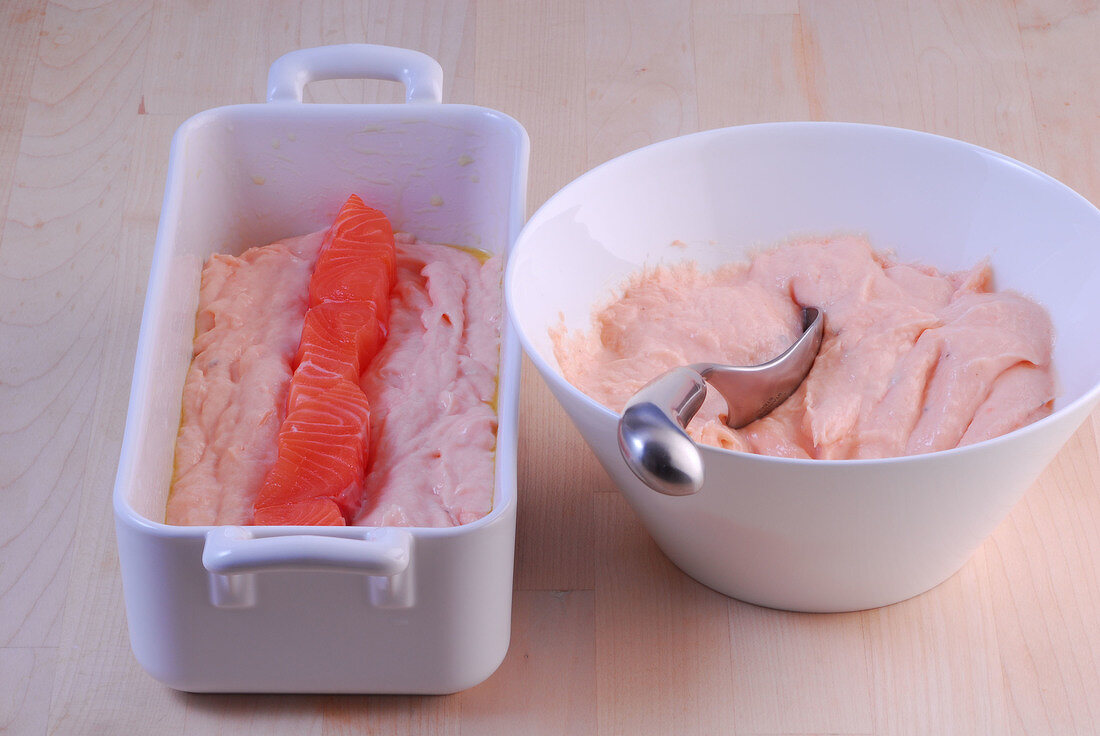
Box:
506, 122, 1100, 612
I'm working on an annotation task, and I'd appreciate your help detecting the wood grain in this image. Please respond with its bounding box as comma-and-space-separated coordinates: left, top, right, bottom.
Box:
0, 647, 54, 735
475, 0, 598, 592
0, 0, 45, 228
0, 0, 152, 651
1, 1, 1099, 734
984, 423, 1100, 735
729, 602, 873, 734
906, 0, 1042, 162
798, 0, 925, 126
863, 557, 1009, 734
1017, 0, 1100, 203
45, 113, 179, 736
594, 494, 736, 736
454, 590, 597, 734
584, 0, 698, 166
180, 694, 323, 736
693, 3, 812, 127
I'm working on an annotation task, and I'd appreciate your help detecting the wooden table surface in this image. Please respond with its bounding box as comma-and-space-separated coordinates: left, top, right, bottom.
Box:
2, 1, 1099, 734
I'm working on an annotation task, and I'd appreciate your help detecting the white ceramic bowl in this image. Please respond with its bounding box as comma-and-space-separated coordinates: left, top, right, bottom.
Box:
506, 122, 1100, 612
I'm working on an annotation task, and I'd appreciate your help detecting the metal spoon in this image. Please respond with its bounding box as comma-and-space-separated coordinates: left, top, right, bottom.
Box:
617, 307, 824, 496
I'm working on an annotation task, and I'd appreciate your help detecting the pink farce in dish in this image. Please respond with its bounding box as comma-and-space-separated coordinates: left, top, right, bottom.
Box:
167, 231, 500, 526
167, 231, 325, 525
355, 234, 501, 526
552, 235, 1055, 460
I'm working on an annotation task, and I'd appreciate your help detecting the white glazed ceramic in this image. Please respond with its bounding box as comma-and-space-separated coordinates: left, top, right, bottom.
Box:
113, 45, 529, 692
507, 122, 1100, 613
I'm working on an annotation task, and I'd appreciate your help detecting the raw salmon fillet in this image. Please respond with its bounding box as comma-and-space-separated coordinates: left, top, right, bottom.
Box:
292, 301, 383, 395
253, 378, 371, 525
252, 195, 396, 525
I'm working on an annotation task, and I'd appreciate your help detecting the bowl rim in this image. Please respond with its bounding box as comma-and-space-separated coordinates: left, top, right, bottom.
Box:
505, 120, 1100, 467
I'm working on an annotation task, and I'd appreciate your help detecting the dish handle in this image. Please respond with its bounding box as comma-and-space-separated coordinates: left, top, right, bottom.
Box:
266, 43, 443, 104
202, 526, 415, 609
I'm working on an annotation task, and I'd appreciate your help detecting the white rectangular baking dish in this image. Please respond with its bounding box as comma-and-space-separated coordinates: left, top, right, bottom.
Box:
113, 45, 529, 693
